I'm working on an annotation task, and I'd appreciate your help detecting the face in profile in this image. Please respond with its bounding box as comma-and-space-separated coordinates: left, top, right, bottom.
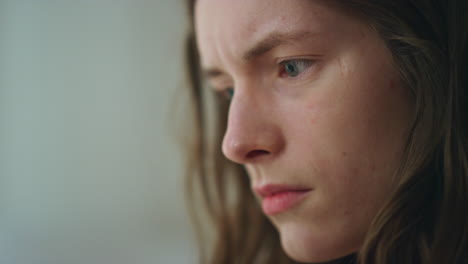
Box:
195, 0, 413, 262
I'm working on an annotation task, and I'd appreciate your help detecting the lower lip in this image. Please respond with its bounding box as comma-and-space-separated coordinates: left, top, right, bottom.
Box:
262, 190, 311, 215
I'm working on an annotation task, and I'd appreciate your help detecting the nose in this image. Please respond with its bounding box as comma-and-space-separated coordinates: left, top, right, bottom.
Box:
221, 90, 285, 164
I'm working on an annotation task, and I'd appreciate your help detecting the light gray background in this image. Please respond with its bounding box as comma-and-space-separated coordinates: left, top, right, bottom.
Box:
0, 0, 195, 263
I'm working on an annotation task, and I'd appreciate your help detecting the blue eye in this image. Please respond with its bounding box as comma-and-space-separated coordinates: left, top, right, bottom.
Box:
218, 87, 234, 101
280, 60, 315, 78
226, 87, 234, 100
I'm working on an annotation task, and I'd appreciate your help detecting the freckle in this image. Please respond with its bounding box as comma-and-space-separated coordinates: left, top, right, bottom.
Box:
342, 152, 347, 157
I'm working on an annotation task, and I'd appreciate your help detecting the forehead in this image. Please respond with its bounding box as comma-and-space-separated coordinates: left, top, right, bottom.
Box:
194, 0, 341, 67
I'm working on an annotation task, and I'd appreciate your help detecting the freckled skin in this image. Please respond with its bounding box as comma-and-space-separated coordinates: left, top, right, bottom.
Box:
195, 0, 413, 262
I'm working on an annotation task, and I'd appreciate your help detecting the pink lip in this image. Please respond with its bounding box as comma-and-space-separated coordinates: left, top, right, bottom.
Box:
254, 185, 312, 215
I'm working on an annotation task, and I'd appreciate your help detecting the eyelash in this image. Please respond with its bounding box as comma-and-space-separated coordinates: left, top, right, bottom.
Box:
214, 59, 316, 101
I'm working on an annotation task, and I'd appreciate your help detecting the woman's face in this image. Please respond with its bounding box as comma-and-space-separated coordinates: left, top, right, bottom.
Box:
195, 0, 413, 262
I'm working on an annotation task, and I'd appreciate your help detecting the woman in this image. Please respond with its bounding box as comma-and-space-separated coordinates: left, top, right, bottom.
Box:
184, 1, 468, 263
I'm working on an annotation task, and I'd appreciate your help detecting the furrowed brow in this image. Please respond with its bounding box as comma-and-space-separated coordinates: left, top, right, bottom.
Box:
202, 30, 320, 80
242, 30, 318, 60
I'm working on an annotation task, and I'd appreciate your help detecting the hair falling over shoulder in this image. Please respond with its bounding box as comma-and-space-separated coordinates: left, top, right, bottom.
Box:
182, 0, 468, 263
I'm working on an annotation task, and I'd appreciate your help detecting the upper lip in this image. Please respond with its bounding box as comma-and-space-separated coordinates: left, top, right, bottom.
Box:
253, 184, 312, 198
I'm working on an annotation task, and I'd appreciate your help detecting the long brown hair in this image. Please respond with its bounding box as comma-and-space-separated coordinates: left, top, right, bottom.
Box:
182, 1, 468, 263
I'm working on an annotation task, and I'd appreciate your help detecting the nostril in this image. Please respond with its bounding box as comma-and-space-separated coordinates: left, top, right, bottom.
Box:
246, 150, 270, 160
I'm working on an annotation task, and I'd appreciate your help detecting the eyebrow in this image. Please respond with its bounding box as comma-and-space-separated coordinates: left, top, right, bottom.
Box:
203, 30, 320, 79
243, 30, 317, 60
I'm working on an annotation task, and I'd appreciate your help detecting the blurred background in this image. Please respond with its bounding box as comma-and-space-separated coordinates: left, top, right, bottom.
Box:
0, 0, 195, 263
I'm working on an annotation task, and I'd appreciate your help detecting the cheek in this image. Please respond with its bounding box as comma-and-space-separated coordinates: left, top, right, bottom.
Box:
304, 65, 405, 159
283, 62, 408, 204
306, 100, 325, 125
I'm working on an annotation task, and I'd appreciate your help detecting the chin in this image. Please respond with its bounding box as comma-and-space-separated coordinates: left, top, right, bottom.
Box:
277, 222, 360, 263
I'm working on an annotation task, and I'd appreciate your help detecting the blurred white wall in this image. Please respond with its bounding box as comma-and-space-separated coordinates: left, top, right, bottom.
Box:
0, 1, 195, 263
